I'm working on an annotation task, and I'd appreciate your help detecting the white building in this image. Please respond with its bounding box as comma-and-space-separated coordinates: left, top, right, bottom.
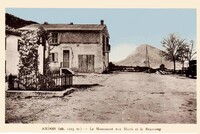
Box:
19, 20, 111, 74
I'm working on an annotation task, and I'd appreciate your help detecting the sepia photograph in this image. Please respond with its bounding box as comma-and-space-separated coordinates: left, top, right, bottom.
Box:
5, 8, 196, 124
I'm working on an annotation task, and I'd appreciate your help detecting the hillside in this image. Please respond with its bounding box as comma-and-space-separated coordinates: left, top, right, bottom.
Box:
116, 44, 182, 69
6, 13, 38, 29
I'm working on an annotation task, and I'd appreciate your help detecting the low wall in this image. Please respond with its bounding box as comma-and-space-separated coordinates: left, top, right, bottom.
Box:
6, 88, 75, 98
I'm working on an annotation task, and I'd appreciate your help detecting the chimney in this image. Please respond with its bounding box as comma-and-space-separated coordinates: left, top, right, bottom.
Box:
100, 20, 104, 25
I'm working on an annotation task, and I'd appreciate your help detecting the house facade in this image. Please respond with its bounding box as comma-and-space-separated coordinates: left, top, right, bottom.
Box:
19, 20, 110, 74
5, 29, 21, 76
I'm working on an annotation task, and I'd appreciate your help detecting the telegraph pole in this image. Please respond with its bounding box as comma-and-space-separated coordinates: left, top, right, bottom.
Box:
145, 45, 150, 68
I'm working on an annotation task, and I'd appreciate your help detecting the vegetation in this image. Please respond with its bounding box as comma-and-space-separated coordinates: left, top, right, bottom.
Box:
18, 27, 53, 90
6, 13, 38, 29
185, 40, 196, 61
161, 33, 196, 72
18, 29, 40, 89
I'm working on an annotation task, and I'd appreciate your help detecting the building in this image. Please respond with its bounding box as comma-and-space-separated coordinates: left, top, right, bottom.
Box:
5, 28, 44, 76
5, 29, 21, 76
19, 20, 110, 74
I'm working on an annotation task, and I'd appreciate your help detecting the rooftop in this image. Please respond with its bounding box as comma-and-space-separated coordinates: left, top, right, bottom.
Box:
18, 23, 106, 31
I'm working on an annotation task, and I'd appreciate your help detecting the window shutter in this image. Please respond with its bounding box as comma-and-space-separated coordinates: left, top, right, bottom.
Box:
48, 33, 52, 44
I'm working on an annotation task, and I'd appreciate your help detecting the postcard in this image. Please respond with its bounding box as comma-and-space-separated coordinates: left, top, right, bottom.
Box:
0, 0, 199, 133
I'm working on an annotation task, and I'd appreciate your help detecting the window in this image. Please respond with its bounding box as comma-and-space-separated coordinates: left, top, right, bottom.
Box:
106, 37, 110, 51
106, 37, 109, 45
102, 35, 105, 51
50, 52, 58, 62
17, 40, 20, 51
51, 32, 58, 44
102, 36, 105, 56
102, 36, 110, 52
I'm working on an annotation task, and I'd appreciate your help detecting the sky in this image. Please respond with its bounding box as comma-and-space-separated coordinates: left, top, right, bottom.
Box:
6, 8, 196, 62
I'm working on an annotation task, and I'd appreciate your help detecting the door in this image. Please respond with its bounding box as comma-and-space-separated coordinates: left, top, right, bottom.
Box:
78, 55, 94, 72
63, 50, 69, 68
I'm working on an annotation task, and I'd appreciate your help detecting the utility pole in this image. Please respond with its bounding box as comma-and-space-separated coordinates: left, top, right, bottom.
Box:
145, 45, 150, 68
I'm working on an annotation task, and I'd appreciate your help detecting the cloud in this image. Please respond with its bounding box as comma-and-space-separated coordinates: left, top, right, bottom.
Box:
110, 44, 136, 62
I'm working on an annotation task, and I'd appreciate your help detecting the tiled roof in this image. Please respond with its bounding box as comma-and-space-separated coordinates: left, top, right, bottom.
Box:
18, 24, 106, 31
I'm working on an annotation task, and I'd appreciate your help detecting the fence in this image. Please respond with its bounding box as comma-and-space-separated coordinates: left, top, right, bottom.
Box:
52, 73, 73, 89
7, 73, 73, 91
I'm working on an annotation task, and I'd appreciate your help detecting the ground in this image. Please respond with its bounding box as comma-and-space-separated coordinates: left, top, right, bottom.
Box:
5, 72, 196, 123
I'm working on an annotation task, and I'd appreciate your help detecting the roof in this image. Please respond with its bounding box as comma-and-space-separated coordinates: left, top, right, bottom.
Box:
6, 25, 21, 36
6, 29, 21, 36
18, 24, 106, 31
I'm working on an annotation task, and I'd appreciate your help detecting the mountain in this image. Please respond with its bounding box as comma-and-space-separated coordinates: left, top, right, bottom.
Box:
6, 13, 38, 29
116, 44, 182, 69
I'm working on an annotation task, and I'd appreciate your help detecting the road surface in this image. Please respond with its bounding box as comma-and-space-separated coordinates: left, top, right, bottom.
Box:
5, 72, 196, 123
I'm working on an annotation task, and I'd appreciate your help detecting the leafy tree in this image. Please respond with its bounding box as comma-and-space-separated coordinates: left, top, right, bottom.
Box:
161, 33, 187, 72
18, 27, 54, 90
18, 29, 40, 89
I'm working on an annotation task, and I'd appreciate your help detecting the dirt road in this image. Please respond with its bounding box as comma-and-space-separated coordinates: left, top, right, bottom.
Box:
5, 72, 196, 123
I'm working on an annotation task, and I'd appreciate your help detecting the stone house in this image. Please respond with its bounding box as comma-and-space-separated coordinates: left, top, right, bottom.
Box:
19, 20, 110, 74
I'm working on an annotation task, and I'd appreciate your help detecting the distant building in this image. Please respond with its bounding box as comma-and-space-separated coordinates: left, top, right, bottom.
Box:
19, 20, 110, 74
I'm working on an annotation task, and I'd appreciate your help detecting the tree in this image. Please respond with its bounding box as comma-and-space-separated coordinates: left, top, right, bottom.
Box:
177, 40, 196, 70
161, 33, 187, 72
18, 27, 53, 90
177, 41, 188, 69
185, 40, 196, 62
18, 29, 40, 89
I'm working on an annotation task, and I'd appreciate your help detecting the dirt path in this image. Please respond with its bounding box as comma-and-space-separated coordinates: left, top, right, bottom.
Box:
5, 72, 196, 123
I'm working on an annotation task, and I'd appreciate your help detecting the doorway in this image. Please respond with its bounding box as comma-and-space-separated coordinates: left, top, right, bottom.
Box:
63, 50, 69, 68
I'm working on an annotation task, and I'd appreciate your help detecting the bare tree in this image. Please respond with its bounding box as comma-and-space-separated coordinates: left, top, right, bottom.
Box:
185, 40, 196, 61
161, 33, 186, 72
178, 42, 188, 69
178, 40, 196, 69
